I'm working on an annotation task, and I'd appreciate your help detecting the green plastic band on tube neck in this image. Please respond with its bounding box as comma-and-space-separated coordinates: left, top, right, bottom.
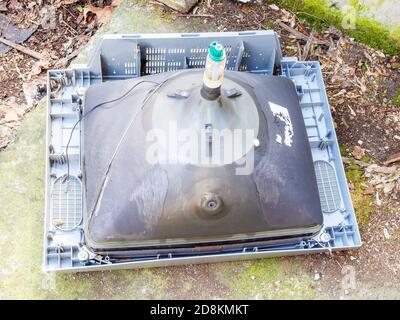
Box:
209, 41, 225, 62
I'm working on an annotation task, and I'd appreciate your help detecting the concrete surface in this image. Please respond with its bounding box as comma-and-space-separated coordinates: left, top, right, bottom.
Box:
0, 0, 317, 299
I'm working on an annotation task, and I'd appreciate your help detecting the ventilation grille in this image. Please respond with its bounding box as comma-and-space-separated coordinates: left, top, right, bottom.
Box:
314, 161, 341, 213
124, 61, 137, 75
51, 176, 82, 231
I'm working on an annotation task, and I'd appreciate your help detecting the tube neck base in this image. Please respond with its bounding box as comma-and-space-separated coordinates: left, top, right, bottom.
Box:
200, 84, 221, 100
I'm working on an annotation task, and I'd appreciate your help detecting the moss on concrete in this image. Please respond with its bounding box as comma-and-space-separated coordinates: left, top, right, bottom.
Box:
216, 259, 318, 299
345, 158, 374, 229
0, 102, 46, 299
339, 144, 374, 229
351, 189, 374, 229
269, 0, 400, 55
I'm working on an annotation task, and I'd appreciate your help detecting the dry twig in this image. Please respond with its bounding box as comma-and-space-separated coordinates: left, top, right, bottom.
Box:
277, 21, 329, 45
302, 31, 315, 60
0, 37, 48, 61
384, 153, 400, 166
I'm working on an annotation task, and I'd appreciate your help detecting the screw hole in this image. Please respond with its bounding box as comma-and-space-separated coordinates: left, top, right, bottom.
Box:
207, 201, 217, 209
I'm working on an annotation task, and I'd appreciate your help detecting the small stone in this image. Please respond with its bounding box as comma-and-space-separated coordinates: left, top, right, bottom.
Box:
344, 289, 349, 295
350, 256, 356, 261
314, 272, 321, 281
383, 228, 390, 240
376, 192, 382, 206
357, 140, 363, 145
375, 51, 386, 58
268, 4, 280, 11
156, 0, 199, 13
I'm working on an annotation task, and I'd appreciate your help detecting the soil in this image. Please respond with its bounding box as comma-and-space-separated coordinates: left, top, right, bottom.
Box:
0, 0, 106, 148
0, 2, 96, 100
0, 0, 399, 299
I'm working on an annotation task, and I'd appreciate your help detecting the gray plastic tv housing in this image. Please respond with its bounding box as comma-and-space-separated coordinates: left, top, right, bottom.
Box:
44, 31, 361, 272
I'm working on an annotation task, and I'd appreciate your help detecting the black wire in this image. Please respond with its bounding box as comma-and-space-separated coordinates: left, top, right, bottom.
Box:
64, 80, 160, 180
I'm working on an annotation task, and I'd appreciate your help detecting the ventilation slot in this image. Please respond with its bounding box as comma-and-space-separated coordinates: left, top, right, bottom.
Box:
314, 161, 341, 213
51, 176, 83, 231
145, 47, 166, 74
188, 47, 208, 68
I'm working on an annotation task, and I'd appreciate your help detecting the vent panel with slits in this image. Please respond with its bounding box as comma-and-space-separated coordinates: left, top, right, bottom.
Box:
314, 161, 341, 213
51, 176, 82, 231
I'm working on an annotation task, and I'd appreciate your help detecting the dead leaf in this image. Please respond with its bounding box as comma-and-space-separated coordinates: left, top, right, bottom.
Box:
333, 89, 347, 97
29, 59, 50, 78
367, 164, 397, 174
383, 182, 396, 194
352, 146, 365, 160
391, 62, 400, 69
8, 0, 23, 11
53, 218, 64, 226
240, 5, 251, 14
363, 186, 374, 195
83, 1, 121, 25
355, 77, 367, 93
